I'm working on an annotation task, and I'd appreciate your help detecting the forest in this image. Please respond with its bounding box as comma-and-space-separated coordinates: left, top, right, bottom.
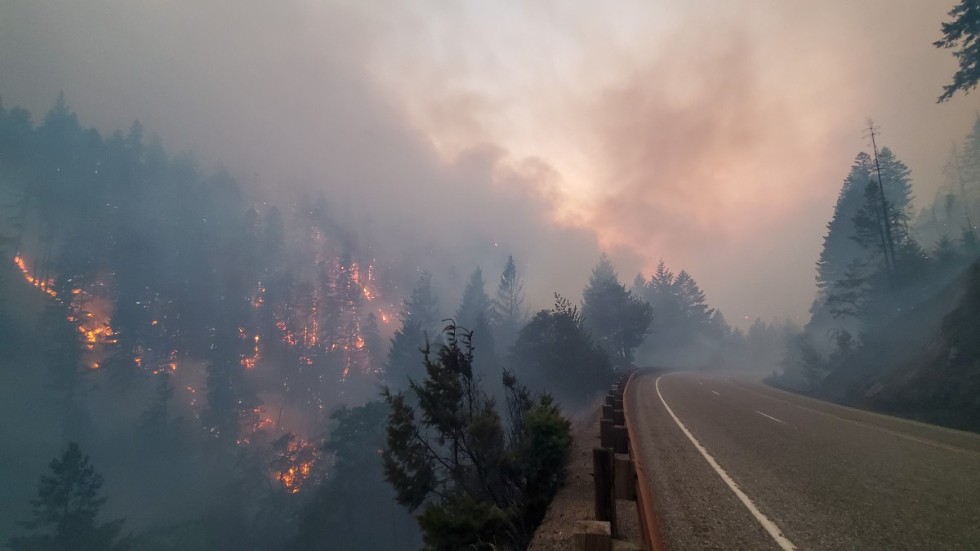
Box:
3, 3, 979, 549
0, 96, 751, 550
768, 116, 980, 432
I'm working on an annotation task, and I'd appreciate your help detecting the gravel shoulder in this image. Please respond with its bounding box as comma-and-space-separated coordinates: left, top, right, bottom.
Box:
529, 397, 641, 550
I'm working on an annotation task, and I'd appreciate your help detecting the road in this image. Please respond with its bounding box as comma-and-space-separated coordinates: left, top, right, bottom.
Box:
626, 370, 980, 550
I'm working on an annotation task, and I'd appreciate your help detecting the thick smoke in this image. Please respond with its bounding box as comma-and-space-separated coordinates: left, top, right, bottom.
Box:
0, 0, 976, 323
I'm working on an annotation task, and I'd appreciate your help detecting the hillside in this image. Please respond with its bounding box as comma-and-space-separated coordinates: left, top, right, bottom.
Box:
811, 261, 980, 433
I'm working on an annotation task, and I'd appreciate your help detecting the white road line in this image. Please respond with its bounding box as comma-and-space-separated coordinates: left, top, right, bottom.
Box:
756, 410, 786, 425
656, 374, 796, 551
711, 390, 721, 396
732, 382, 980, 458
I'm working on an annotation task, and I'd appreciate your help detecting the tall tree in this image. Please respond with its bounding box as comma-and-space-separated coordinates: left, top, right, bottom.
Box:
292, 402, 419, 551
456, 267, 497, 376
637, 261, 722, 365
510, 294, 612, 405
385, 272, 440, 388
455, 267, 492, 331
813, 153, 874, 304
820, 145, 917, 325
581, 254, 652, 368
38, 280, 92, 439
383, 323, 571, 550
8, 442, 130, 551
201, 295, 258, 444
492, 256, 527, 353
935, 0, 980, 102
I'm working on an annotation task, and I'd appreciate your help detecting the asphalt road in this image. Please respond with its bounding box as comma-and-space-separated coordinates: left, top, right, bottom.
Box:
626, 370, 980, 550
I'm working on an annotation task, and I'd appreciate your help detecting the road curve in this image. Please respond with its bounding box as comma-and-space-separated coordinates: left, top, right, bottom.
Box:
626, 370, 980, 550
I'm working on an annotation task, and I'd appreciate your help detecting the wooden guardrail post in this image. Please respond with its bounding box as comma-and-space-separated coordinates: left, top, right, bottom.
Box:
600, 418, 614, 449
614, 453, 636, 500
573, 520, 611, 551
593, 447, 617, 538
602, 403, 614, 421
612, 425, 629, 454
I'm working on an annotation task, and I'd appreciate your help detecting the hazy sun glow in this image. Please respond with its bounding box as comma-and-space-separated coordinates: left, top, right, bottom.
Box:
1, 1, 977, 324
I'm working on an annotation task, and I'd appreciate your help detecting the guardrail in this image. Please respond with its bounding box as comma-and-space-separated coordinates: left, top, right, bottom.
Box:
624, 369, 666, 551
574, 369, 665, 551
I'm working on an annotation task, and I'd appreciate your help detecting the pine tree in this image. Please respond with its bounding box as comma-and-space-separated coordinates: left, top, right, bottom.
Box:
581, 254, 652, 368
492, 256, 527, 352
674, 270, 712, 326
202, 295, 258, 444
958, 115, 980, 247
291, 402, 419, 550
456, 267, 497, 376
935, 0, 980, 102
510, 295, 613, 405
383, 323, 572, 550
362, 311, 384, 373
819, 145, 916, 327
455, 267, 492, 331
814, 153, 874, 302
637, 261, 722, 364
8, 442, 130, 551
38, 280, 92, 439
385, 272, 440, 388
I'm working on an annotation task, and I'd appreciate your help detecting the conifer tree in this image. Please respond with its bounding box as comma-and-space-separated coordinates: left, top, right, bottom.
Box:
581, 254, 652, 368
383, 323, 572, 550
510, 295, 612, 404
385, 272, 440, 388
8, 442, 130, 551
935, 0, 980, 102
492, 256, 527, 352
813, 153, 874, 303
456, 267, 497, 375
455, 267, 492, 331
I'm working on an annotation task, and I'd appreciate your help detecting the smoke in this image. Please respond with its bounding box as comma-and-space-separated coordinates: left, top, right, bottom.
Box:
1, 1, 977, 324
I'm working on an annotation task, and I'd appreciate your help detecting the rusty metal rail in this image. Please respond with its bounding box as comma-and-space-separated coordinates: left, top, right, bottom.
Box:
623, 369, 667, 551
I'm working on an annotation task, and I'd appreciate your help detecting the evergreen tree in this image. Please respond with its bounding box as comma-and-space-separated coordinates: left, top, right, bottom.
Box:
8, 442, 130, 551
510, 295, 613, 405
581, 254, 652, 368
456, 267, 497, 377
291, 402, 419, 551
38, 280, 92, 439
362, 311, 385, 373
630, 272, 647, 298
139, 372, 176, 436
935, 0, 980, 102
821, 145, 917, 326
674, 270, 712, 326
813, 153, 874, 303
383, 323, 572, 550
385, 272, 439, 388
492, 256, 527, 352
957, 116, 980, 248
455, 267, 492, 331
201, 296, 258, 444
636, 261, 721, 365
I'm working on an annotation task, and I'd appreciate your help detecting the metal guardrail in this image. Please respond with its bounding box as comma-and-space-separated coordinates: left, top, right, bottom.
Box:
623, 368, 666, 551
578, 369, 665, 551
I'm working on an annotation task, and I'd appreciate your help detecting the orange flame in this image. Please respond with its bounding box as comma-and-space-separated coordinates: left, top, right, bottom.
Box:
13, 254, 57, 298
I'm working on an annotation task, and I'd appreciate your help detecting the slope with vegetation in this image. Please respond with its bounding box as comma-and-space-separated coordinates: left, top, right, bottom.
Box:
769, 111, 980, 432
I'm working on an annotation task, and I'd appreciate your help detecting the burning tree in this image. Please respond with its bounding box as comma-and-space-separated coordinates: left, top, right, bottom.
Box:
291, 401, 419, 551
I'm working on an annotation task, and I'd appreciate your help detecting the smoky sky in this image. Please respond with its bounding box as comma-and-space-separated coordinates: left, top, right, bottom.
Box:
2, 0, 978, 326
